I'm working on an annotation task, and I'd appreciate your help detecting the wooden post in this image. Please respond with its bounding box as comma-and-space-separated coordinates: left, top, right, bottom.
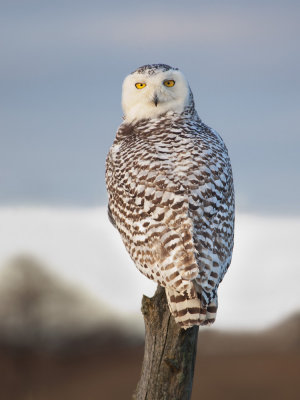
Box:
133, 285, 199, 400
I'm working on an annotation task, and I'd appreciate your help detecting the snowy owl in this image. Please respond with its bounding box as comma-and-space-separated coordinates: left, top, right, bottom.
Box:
106, 64, 234, 329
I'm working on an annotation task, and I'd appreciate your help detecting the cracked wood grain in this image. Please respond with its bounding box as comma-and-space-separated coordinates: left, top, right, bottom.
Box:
133, 285, 199, 400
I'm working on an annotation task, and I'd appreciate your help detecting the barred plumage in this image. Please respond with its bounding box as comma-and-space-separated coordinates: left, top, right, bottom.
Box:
106, 64, 234, 329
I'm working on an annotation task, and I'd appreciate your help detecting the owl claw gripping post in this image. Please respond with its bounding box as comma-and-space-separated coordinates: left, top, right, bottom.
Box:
106, 64, 234, 329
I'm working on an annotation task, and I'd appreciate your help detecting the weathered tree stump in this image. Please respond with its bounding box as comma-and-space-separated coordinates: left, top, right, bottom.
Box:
133, 285, 199, 400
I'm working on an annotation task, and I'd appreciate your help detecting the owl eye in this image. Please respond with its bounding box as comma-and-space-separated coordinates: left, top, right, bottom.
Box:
163, 80, 175, 87
135, 82, 146, 89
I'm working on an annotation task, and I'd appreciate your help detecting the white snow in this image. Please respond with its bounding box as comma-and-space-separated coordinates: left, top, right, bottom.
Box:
0, 207, 299, 331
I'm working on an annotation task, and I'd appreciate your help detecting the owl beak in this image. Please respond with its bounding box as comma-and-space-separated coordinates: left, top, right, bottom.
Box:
153, 94, 159, 107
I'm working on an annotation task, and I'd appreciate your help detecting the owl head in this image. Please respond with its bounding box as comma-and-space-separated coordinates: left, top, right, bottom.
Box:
122, 64, 193, 123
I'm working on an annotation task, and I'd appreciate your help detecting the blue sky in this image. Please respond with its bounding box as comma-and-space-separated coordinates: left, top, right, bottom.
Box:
1, 0, 299, 214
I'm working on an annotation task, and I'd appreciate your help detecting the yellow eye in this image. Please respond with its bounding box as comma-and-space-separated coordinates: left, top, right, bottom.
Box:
163, 79, 175, 87
135, 82, 146, 89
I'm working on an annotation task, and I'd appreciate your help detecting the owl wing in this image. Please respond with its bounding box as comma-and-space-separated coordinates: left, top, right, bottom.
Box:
106, 125, 234, 301
107, 204, 117, 228
189, 129, 234, 304
106, 134, 200, 295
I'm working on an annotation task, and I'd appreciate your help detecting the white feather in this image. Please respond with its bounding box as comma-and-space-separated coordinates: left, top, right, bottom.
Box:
122, 69, 190, 123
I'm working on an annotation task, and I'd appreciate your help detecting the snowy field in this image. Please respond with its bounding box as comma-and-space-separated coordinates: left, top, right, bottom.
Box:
0, 207, 299, 331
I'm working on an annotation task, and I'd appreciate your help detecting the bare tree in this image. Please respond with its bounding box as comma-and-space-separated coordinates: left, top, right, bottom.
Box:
133, 285, 199, 400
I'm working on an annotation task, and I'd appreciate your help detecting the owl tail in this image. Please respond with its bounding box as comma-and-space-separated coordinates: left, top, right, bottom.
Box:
165, 287, 218, 329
